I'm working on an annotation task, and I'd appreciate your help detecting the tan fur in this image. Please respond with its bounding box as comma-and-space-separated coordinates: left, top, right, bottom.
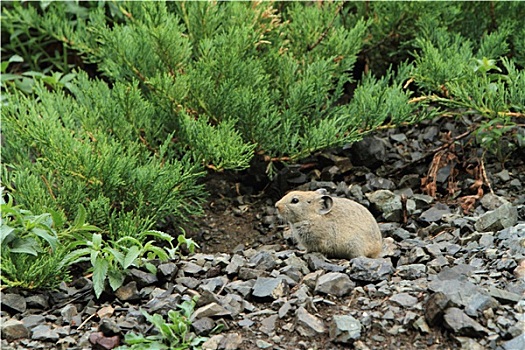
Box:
275, 190, 382, 259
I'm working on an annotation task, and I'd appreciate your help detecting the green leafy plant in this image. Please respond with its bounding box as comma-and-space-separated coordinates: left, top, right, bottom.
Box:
119, 298, 212, 350
64, 227, 199, 298
0, 192, 98, 289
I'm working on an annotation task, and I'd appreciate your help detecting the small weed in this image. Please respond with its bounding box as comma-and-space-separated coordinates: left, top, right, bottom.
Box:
118, 297, 215, 350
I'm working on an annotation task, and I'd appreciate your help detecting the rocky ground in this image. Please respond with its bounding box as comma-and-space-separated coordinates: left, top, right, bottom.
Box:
1, 117, 525, 350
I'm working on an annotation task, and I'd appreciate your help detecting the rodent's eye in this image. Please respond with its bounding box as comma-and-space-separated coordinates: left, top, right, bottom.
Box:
291, 197, 299, 204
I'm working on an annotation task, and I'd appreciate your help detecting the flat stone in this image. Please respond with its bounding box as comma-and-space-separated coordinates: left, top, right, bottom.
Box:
225, 280, 254, 297
31, 324, 59, 341
225, 255, 246, 275
443, 307, 488, 337
1, 319, 30, 341
88, 331, 120, 349
419, 203, 451, 223
413, 316, 431, 333
192, 317, 216, 336
25, 294, 49, 309
157, 262, 178, 278
99, 318, 121, 336
295, 307, 326, 337
192, 302, 231, 319
252, 277, 289, 300
115, 281, 141, 302
1, 293, 27, 314
389, 293, 418, 308
424, 292, 450, 326
61, 304, 78, 324
129, 268, 158, 286
304, 253, 345, 272
260, 314, 278, 335
396, 264, 426, 279
480, 193, 509, 210
349, 257, 394, 282
329, 315, 361, 343
249, 251, 276, 271
474, 202, 518, 232
486, 286, 521, 304
314, 272, 355, 297
499, 334, 525, 350
256, 339, 273, 349
21, 315, 46, 329
238, 267, 268, 280
219, 332, 243, 350
181, 261, 205, 275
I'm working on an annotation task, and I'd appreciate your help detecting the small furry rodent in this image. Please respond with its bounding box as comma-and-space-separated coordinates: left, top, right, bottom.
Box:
275, 189, 382, 259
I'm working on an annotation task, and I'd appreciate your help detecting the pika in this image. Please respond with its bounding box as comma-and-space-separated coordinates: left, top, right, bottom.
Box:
275, 189, 382, 259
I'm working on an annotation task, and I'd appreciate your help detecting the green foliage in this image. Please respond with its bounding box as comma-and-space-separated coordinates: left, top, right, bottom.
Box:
0, 193, 98, 289
64, 228, 198, 298
119, 298, 211, 350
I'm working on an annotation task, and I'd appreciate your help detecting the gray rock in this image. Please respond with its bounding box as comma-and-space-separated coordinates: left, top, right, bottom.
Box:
284, 254, 310, 274
157, 262, 178, 278
249, 251, 276, 271
395, 264, 426, 280
145, 295, 180, 314
443, 307, 488, 337
220, 294, 244, 318
25, 294, 49, 309
115, 281, 141, 301
192, 317, 216, 336
129, 268, 158, 286
295, 307, 326, 337
278, 301, 293, 319
260, 314, 278, 335
252, 277, 289, 300
225, 255, 246, 275
199, 276, 228, 293
366, 190, 416, 222
60, 304, 78, 324
31, 324, 59, 341
21, 315, 46, 329
314, 272, 355, 297
238, 267, 268, 280
412, 194, 435, 209
1, 319, 30, 341
192, 302, 231, 320
214, 333, 243, 350
181, 261, 204, 275
389, 293, 418, 308
486, 286, 521, 304
349, 257, 394, 282
419, 203, 451, 223
348, 136, 386, 169
256, 339, 273, 349
498, 334, 525, 350
99, 318, 121, 336
176, 276, 200, 289
429, 278, 497, 313
474, 202, 518, 232
329, 315, 361, 343
304, 253, 345, 272
225, 280, 254, 297
480, 193, 509, 210
1, 293, 27, 314
424, 292, 450, 326
413, 316, 431, 333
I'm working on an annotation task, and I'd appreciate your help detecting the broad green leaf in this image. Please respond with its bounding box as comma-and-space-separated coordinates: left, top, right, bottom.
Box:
0, 225, 15, 246
73, 205, 87, 229
93, 257, 109, 298
92, 233, 102, 250
141, 229, 173, 242
9, 238, 40, 255
63, 247, 92, 265
31, 227, 58, 252
123, 245, 141, 269
105, 247, 125, 266
107, 268, 125, 291
144, 244, 169, 261
144, 262, 157, 275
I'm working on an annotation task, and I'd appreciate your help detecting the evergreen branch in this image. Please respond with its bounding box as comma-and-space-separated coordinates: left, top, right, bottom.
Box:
307, 1, 345, 52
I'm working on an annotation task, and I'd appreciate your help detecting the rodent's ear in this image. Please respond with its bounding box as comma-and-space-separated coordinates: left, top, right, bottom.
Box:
315, 188, 328, 196
318, 195, 333, 215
